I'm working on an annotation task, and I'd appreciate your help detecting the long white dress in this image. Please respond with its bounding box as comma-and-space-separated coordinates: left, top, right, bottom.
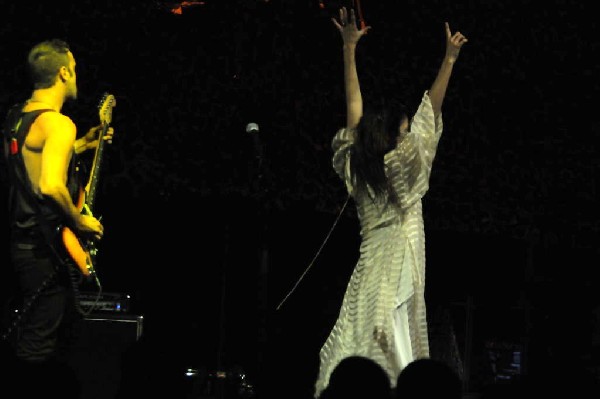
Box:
314, 91, 443, 397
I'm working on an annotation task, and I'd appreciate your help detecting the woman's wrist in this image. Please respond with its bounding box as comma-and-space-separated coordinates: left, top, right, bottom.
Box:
343, 43, 357, 51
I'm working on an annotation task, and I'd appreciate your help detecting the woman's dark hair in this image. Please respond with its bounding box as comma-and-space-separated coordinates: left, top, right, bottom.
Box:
350, 97, 408, 205
27, 39, 71, 89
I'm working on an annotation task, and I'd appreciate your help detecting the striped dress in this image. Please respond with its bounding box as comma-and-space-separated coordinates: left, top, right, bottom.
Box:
315, 91, 443, 397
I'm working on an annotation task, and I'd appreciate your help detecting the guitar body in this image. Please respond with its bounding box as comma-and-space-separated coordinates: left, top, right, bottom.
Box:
61, 226, 96, 277
59, 93, 115, 279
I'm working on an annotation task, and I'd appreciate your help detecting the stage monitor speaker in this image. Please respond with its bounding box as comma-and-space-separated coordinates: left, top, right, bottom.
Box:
67, 313, 144, 399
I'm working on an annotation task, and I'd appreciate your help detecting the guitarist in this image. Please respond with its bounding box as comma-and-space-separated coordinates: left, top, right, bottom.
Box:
1, 39, 113, 396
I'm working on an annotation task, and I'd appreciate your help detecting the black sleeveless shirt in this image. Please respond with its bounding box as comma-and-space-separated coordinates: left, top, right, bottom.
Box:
2, 103, 82, 244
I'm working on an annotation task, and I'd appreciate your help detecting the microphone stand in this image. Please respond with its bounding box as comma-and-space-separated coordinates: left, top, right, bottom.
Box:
209, 124, 265, 399
213, 223, 229, 399
248, 123, 268, 398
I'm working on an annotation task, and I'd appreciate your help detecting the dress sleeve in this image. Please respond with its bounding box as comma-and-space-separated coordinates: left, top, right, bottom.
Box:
331, 127, 355, 194
385, 90, 443, 209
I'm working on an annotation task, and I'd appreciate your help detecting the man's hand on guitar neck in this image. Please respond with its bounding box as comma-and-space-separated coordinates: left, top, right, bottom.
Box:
74, 125, 114, 154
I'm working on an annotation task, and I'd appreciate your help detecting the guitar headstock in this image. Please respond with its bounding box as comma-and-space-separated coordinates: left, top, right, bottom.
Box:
98, 93, 116, 126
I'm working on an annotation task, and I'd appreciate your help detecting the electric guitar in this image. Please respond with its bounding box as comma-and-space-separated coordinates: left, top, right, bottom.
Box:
60, 92, 116, 279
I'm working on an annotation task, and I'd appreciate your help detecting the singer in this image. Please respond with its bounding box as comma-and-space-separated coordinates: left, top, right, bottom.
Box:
315, 7, 468, 397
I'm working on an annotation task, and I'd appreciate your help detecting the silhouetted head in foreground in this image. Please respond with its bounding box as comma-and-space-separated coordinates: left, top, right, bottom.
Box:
320, 356, 391, 399
395, 358, 462, 399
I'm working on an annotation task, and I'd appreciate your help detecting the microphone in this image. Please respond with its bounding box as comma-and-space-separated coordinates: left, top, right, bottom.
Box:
246, 122, 259, 134
246, 122, 263, 174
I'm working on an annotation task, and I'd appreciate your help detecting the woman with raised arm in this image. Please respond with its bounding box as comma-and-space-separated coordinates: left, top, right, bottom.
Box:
315, 7, 468, 397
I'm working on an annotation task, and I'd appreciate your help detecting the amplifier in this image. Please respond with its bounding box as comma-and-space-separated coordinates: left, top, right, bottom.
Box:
78, 291, 131, 313
68, 313, 144, 399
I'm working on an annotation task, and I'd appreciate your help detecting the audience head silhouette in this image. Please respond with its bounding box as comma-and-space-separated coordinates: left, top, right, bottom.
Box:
319, 356, 391, 399
395, 358, 462, 399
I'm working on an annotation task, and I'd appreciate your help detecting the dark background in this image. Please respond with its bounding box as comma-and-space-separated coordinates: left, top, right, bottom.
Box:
0, 0, 598, 398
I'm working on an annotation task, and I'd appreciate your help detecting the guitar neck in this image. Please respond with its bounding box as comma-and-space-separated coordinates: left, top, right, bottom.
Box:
84, 92, 115, 215
85, 124, 108, 214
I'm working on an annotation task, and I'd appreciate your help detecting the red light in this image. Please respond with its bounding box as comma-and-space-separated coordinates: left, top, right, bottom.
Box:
169, 1, 205, 15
